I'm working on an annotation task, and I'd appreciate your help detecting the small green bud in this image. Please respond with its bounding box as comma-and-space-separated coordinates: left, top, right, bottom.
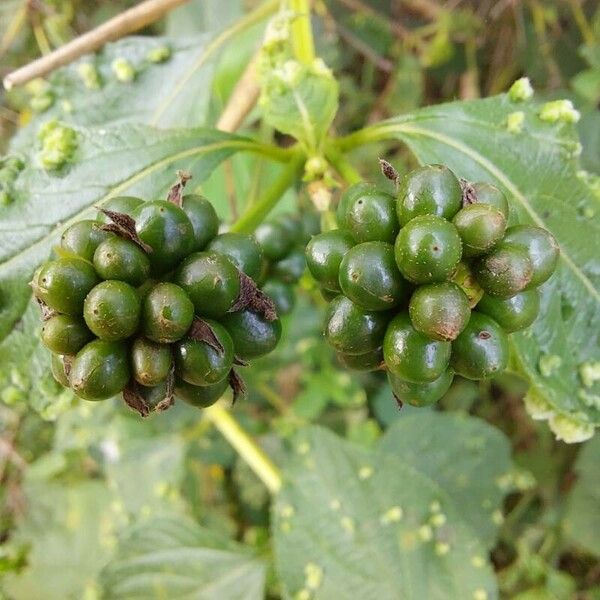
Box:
539, 354, 562, 377
506, 111, 525, 134
508, 77, 533, 102
304, 155, 328, 180
111, 57, 136, 83
30, 91, 55, 113
539, 99, 580, 123
37, 120, 78, 171
549, 413, 594, 443
77, 62, 102, 89
523, 387, 554, 421
147, 46, 171, 63
580, 361, 600, 388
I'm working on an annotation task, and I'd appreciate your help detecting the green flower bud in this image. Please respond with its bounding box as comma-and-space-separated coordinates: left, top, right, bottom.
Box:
548, 413, 594, 443
506, 111, 525, 134
111, 57, 136, 83
508, 77, 533, 102
523, 387, 554, 421
77, 62, 102, 89
37, 120, 78, 171
580, 361, 600, 388
147, 46, 171, 63
539, 99, 580, 124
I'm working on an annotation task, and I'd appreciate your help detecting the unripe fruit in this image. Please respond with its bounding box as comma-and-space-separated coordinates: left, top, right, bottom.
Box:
305, 230, 354, 291
469, 182, 509, 220
273, 213, 303, 245
324, 295, 391, 355
262, 279, 295, 315
176, 377, 230, 408
409, 282, 470, 341
174, 321, 234, 386
255, 221, 294, 261
41, 314, 93, 355
337, 183, 399, 243
181, 194, 220, 251
473, 244, 533, 298
397, 164, 462, 225
134, 200, 194, 273
175, 252, 240, 318
300, 211, 321, 243
33, 257, 99, 315
452, 204, 506, 256
221, 309, 282, 360
131, 337, 172, 386
394, 215, 462, 284
69, 340, 130, 400
83, 280, 141, 340
336, 347, 383, 372
97, 196, 143, 221
451, 312, 509, 380
502, 225, 559, 287
60, 220, 111, 261
50, 354, 70, 387
208, 233, 263, 281
271, 248, 306, 283
93, 237, 151, 286
476, 289, 540, 332
138, 381, 170, 410
338, 242, 407, 311
142, 282, 194, 343
388, 369, 454, 407
383, 312, 451, 383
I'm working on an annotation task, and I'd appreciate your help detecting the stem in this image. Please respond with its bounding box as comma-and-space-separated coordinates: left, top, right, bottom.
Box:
335, 124, 387, 152
231, 152, 305, 233
290, 0, 315, 65
204, 403, 282, 494
325, 146, 362, 184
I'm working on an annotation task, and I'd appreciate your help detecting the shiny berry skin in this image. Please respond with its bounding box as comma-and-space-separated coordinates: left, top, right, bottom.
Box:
254, 221, 294, 261
141, 282, 194, 343
83, 280, 141, 341
336, 347, 384, 372
208, 233, 263, 281
220, 309, 281, 360
262, 279, 295, 315
321, 288, 338, 302
409, 282, 470, 341
300, 211, 321, 243
337, 183, 399, 244
131, 337, 172, 386
33, 257, 99, 315
394, 215, 462, 284
502, 225, 559, 288
133, 200, 194, 273
69, 340, 130, 400
93, 237, 151, 286
175, 252, 240, 318
41, 314, 93, 355
338, 242, 408, 311
50, 354, 70, 387
387, 369, 454, 407
452, 204, 506, 257
473, 244, 533, 298
470, 182, 509, 220
476, 289, 540, 332
60, 220, 112, 261
97, 196, 143, 222
324, 295, 390, 355
305, 230, 354, 292
176, 377, 230, 408
271, 248, 306, 284
174, 321, 234, 386
181, 194, 220, 251
397, 164, 462, 226
451, 312, 509, 380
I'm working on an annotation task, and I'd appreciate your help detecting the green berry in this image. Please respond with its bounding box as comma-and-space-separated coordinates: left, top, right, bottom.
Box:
131, 337, 172, 386
476, 289, 540, 332
451, 312, 509, 380
83, 280, 141, 341
175, 252, 240, 318
321, 288, 338, 302
397, 164, 462, 226
41, 314, 93, 355
50, 354, 70, 387
97, 196, 143, 222
134, 200, 194, 273
69, 340, 130, 400
220, 309, 281, 360
409, 282, 470, 341
93, 237, 151, 286
33, 257, 99, 315
181, 194, 220, 251
337, 183, 399, 243
324, 295, 390, 355
271, 248, 306, 283
176, 377, 229, 408
502, 225, 559, 287
305, 230, 354, 291
174, 321, 234, 386
262, 279, 295, 315
470, 182, 509, 220
208, 232, 263, 281
273, 213, 303, 244
452, 204, 506, 257
300, 211, 321, 243
141, 282, 194, 343
338, 241, 408, 311
255, 221, 294, 261
336, 347, 383, 372
394, 215, 462, 284
60, 220, 112, 261
138, 381, 170, 410
388, 369, 454, 407
383, 312, 451, 383
473, 244, 533, 298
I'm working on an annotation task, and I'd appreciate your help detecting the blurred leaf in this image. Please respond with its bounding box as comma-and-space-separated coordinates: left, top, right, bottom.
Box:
100, 515, 266, 600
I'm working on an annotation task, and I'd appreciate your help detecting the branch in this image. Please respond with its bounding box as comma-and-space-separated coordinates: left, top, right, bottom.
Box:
3, 0, 191, 89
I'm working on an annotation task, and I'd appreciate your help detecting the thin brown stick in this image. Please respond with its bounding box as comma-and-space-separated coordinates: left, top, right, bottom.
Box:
3, 0, 190, 90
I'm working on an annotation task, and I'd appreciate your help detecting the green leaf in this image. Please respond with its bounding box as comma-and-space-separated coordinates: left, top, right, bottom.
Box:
357, 93, 600, 432
563, 435, 600, 556
100, 515, 266, 600
273, 413, 512, 600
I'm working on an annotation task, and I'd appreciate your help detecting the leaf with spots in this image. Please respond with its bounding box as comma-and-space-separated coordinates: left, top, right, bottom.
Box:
273, 413, 512, 600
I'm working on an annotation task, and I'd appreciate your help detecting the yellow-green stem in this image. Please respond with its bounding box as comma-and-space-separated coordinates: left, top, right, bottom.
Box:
325, 147, 362, 184
290, 0, 315, 65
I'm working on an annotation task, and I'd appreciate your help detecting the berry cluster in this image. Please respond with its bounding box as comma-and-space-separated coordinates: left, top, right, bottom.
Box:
306, 164, 559, 407
33, 183, 282, 415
